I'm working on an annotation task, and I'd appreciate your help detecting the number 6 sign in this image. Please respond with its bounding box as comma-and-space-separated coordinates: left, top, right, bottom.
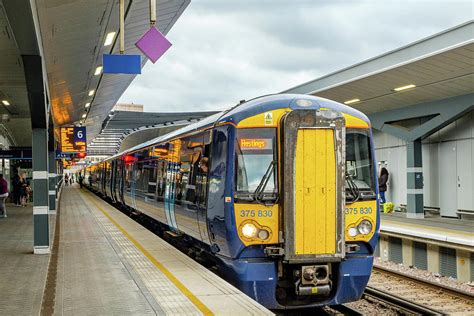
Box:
74, 127, 86, 143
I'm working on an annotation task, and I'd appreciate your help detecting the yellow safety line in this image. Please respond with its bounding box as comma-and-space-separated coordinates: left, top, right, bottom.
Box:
81, 190, 214, 316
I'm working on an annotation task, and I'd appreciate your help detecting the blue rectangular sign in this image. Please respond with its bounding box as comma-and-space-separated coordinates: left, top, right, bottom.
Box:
103, 54, 141, 74
73, 127, 86, 143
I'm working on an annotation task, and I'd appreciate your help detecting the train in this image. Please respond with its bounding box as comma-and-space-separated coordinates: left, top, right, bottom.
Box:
83, 94, 379, 310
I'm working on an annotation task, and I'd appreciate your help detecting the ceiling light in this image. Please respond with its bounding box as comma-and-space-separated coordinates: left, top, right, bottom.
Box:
104, 32, 116, 46
85, 102, 91, 108
88, 90, 95, 96
344, 98, 360, 105
82, 113, 87, 118
393, 84, 416, 91
94, 66, 103, 76
1, 100, 10, 106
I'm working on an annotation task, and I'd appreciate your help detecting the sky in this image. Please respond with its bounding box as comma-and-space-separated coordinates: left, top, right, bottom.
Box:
118, 0, 473, 113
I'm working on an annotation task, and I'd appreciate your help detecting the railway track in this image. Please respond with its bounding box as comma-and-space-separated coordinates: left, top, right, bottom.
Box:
333, 264, 473, 315
362, 265, 474, 315
363, 286, 443, 315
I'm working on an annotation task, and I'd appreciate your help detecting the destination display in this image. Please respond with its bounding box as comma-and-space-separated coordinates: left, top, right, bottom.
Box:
60, 127, 86, 153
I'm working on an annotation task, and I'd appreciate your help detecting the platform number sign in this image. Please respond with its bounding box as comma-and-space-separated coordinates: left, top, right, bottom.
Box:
74, 127, 86, 144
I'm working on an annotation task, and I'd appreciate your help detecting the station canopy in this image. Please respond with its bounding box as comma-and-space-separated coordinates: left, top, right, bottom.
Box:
88, 110, 217, 156
284, 21, 473, 115
0, 0, 190, 147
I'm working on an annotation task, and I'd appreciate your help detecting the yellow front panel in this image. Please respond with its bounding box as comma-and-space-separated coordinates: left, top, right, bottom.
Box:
295, 129, 336, 254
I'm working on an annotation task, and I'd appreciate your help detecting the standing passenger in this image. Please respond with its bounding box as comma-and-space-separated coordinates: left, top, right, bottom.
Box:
79, 174, 84, 189
378, 167, 389, 204
20, 174, 29, 207
12, 173, 21, 206
0, 174, 9, 217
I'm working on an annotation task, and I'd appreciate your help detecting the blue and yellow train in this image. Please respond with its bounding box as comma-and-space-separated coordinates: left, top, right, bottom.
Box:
85, 94, 379, 310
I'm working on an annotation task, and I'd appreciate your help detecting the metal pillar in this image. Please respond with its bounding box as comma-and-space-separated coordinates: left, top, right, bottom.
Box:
48, 151, 56, 214
33, 128, 50, 254
406, 140, 424, 218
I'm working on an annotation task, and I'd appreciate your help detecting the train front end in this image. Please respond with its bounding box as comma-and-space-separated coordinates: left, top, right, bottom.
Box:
225, 96, 378, 309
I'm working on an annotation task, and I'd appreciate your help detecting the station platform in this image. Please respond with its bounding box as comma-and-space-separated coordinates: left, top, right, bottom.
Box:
0, 185, 272, 315
380, 212, 474, 248
0, 204, 53, 315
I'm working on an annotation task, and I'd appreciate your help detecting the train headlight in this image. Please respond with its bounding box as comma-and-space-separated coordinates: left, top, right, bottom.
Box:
348, 227, 358, 237
242, 223, 258, 238
357, 220, 372, 235
258, 229, 270, 240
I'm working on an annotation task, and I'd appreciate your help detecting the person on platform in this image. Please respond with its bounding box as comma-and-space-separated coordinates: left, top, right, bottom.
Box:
79, 174, 84, 189
12, 173, 21, 206
378, 167, 389, 204
0, 174, 9, 218
64, 174, 69, 186
20, 174, 29, 207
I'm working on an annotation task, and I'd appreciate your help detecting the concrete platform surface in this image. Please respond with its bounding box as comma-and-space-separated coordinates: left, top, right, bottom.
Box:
53, 185, 272, 315
0, 204, 53, 315
0, 185, 272, 315
381, 213, 474, 247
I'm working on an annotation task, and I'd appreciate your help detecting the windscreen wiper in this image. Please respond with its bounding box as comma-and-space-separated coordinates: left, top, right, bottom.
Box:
345, 172, 360, 203
254, 161, 277, 205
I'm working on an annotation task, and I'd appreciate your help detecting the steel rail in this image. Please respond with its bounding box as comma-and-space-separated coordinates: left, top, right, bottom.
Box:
364, 286, 443, 315
373, 264, 474, 300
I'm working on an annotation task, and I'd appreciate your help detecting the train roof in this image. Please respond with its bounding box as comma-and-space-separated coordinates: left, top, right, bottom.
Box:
104, 94, 369, 160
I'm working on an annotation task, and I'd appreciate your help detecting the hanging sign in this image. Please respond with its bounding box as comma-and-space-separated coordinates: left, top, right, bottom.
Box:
135, 26, 172, 63
103, 54, 141, 74
102, 0, 141, 75
60, 127, 87, 153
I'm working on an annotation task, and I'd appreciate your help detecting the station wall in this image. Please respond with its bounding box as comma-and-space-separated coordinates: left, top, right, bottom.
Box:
373, 110, 474, 216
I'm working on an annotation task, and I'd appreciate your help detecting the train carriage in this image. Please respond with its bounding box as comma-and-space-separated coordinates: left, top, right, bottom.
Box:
84, 94, 379, 309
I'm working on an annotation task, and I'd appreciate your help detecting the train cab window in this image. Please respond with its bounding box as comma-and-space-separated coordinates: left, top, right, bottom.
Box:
345, 129, 375, 201
235, 128, 278, 203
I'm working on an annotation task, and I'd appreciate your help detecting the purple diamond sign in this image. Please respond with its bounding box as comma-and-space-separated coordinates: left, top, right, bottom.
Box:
135, 27, 172, 63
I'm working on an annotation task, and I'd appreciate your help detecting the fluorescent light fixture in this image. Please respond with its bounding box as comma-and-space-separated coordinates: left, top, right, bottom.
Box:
88, 90, 95, 96
94, 66, 103, 76
82, 113, 87, 118
1, 100, 10, 106
393, 84, 416, 91
85, 102, 91, 108
104, 32, 116, 46
344, 98, 360, 105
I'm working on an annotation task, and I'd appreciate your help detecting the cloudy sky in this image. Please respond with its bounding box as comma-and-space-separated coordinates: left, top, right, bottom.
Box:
119, 0, 473, 112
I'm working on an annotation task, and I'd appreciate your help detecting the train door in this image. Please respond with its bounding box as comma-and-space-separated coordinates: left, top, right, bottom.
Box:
196, 132, 212, 244
123, 155, 136, 208
117, 158, 125, 204
110, 160, 117, 202
164, 141, 179, 232
206, 126, 229, 251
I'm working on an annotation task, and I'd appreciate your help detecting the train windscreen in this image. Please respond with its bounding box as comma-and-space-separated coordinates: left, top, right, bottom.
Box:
235, 128, 277, 199
345, 129, 375, 201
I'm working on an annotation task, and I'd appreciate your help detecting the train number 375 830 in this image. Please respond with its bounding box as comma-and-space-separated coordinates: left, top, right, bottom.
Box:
240, 210, 273, 217
345, 207, 372, 215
